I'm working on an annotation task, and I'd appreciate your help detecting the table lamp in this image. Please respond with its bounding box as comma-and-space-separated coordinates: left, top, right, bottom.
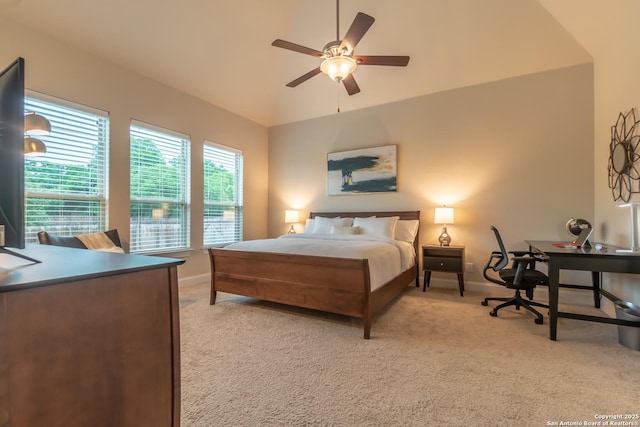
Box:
285, 210, 299, 234
434, 206, 454, 246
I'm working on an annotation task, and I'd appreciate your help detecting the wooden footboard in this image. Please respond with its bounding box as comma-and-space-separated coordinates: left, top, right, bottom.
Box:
208, 249, 416, 339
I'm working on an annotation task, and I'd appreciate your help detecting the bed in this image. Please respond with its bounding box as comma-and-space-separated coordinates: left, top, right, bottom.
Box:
208, 211, 420, 339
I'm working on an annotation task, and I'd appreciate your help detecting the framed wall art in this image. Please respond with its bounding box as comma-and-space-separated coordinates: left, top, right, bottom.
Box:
327, 144, 397, 195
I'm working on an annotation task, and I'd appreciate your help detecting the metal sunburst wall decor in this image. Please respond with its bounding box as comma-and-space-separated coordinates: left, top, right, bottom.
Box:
607, 108, 640, 202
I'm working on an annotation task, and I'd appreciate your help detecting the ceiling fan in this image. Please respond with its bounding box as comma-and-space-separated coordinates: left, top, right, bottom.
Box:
272, 0, 410, 96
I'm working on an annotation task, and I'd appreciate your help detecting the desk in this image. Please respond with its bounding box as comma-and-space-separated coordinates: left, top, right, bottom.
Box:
526, 240, 640, 341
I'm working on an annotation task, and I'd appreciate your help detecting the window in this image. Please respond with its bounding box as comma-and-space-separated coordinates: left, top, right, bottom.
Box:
203, 142, 243, 246
130, 121, 190, 253
24, 94, 109, 242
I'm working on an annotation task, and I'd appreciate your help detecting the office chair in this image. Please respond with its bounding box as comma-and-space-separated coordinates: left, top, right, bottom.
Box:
481, 226, 549, 324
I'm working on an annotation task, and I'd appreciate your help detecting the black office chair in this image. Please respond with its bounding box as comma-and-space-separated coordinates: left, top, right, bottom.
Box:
481, 226, 549, 324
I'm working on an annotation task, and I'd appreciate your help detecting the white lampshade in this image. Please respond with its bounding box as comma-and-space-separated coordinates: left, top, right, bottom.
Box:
320, 56, 357, 82
24, 112, 52, 135
434, 207, 454, 225
285, 210, 299, 224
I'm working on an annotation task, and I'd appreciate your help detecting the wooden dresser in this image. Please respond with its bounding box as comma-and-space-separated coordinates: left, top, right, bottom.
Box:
0, 244, 184, 427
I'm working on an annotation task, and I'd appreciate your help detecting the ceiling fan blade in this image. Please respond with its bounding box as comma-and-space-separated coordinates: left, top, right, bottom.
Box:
342, 74, 360, 96
272, 39, 324, 57
286, 67, 322, 87
354, 55, 410, 66
339, 12, 375, 54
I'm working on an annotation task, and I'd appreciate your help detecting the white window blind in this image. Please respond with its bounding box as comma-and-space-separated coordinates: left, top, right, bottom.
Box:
130, 121, 190, 253
24, 95, 109, 243
203, 142, 243, 246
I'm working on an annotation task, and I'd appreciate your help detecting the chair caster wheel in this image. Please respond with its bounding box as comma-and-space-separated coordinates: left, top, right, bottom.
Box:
481, 301, 488, 306
490, 311, 497, 317
535, 318, 543, 325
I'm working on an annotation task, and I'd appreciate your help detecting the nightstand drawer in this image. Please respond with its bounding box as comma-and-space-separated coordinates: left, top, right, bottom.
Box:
423, 257, 463, 273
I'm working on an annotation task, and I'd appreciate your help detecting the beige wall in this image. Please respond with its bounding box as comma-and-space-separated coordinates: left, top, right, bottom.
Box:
0, 16, 269, 282
269, 64, 594, 286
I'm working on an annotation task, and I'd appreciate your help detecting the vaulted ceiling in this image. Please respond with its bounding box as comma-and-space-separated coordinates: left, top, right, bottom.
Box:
0, 0, 592, 127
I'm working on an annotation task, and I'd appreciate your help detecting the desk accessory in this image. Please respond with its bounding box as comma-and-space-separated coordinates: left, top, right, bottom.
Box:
565, 217, 591, 237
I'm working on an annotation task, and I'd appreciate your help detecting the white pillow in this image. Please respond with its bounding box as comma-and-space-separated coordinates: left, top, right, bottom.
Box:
395, 220, 420, 243
303, 218, 315, 234
353, 216, 399, 239
312, 217, 352, 234
331, 225, 360, 235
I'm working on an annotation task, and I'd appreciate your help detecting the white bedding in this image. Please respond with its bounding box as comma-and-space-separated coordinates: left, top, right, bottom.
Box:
222, 234, 415, 291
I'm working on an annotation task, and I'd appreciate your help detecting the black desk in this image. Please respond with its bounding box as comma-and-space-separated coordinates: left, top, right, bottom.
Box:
526, 240, 640, 341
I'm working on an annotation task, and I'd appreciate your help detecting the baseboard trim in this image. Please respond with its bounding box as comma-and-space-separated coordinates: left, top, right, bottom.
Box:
179, 273, 210, 287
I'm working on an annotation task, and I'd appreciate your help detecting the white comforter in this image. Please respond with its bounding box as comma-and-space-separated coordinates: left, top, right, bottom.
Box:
222, 234, 415, 291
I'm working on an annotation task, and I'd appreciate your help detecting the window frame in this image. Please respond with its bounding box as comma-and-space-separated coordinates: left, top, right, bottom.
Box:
129, 119, 191, 254
203, 141, 243, 247
23, 91, 110, 242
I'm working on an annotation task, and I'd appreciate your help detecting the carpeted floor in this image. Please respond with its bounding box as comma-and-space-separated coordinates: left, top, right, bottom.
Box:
178, 281, 640, 427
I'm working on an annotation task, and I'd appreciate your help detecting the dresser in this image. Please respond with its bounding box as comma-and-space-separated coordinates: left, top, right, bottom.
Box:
0, 244, 184, 427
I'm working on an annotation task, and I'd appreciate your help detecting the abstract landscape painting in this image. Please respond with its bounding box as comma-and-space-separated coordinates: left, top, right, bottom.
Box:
327, 145, 397, 195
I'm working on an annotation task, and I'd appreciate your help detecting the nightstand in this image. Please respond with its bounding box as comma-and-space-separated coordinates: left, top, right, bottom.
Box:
422, 245, 465, 296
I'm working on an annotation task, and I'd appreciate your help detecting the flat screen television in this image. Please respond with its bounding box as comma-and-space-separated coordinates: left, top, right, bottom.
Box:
0, 57, 38, 263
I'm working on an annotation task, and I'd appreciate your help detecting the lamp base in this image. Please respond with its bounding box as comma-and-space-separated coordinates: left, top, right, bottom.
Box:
288, 225, 296, 234
438, 226, 451, 246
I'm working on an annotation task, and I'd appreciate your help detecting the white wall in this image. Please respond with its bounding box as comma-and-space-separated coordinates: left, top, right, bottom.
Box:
269, 64, 594, 286
0, 16, 270, 282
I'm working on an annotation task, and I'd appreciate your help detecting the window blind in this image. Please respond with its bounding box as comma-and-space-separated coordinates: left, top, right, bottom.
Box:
203, 142, 243, 246
24, 96, 109, 242
130, 121, 190, 253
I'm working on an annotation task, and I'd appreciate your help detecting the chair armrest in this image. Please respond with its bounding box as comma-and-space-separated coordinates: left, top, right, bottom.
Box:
485, 251, 507, 272
511, 256, 539, 284
510, 251, 547, 268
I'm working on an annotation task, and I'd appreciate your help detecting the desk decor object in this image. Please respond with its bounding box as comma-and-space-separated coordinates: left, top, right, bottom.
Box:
565, 217, 591, 237
607, 108, 640, 202
327, 145, 397, 195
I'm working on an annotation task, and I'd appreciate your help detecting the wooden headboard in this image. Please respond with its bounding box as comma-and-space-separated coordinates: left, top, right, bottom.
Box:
309, 210, 421, 265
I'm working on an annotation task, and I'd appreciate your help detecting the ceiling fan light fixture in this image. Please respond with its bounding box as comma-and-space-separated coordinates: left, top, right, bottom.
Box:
320, 55, 357, 82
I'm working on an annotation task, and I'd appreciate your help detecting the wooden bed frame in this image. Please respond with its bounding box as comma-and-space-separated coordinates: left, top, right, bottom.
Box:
208, 211, 420, 339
